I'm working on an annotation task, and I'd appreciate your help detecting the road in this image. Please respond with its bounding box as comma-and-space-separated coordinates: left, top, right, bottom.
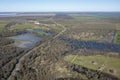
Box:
7, 21, 66, 80
71, 55, 78, 63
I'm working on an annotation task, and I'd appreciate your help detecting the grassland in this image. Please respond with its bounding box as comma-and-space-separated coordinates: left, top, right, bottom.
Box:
9, 21, 63, 34
0, 20, 12, 29
114, 31, 120, 44
116, 24, 120, 30
10, 22, 41, 30
64, 55, 120, 78
35, 31, 49, 36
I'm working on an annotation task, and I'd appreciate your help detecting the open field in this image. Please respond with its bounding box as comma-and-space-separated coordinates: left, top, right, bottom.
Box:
0, 20, 12, 29
64, 54, 120, 78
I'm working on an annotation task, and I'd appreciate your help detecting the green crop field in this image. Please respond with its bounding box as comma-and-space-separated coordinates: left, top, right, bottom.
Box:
64, 55, 120, 78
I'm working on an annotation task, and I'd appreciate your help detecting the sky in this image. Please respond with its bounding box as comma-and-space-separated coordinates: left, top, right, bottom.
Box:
0, 0, 120, 12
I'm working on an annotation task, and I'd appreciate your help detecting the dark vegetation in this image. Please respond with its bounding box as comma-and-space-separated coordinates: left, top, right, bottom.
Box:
70, 64, 119, 80
9, 39, 71, 80
60, 36, 120, 53
4, 22, 18, 29
0, 46, 25, 80
0, 29, 27, 79
0, 38, 14, 46
0, 29, 27, 37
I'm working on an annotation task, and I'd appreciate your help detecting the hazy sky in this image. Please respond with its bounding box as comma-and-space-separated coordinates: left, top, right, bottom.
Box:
0, 0, 120, 12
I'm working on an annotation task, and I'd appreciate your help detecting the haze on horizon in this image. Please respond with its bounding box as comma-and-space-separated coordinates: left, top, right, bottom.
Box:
0, 0, 120, 12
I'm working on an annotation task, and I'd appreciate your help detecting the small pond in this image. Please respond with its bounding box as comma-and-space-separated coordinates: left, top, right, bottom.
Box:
9, 29, 52, 48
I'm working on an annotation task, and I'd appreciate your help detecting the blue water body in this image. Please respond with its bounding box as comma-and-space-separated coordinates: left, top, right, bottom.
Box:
9, 29, 53, 48
9, 33, 42, 48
